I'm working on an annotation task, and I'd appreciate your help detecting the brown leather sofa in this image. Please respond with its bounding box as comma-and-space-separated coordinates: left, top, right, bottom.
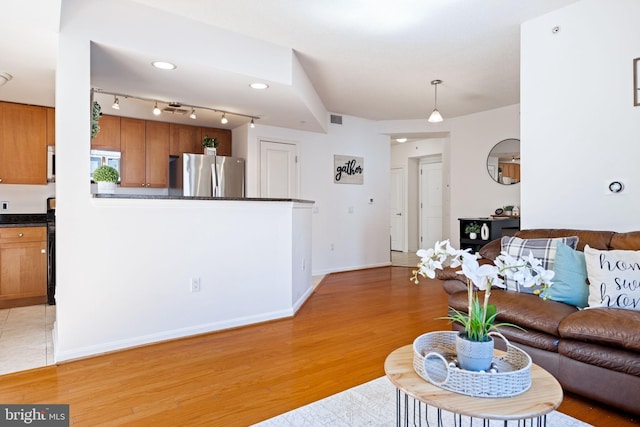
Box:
437, 229, 640, 415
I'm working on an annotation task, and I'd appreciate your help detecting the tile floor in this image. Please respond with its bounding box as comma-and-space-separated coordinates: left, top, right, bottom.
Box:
391, 250, 420, 267
0, 304, 56, 375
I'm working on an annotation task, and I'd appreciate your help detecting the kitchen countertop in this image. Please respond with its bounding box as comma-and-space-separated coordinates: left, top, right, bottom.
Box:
0, 223, 47, 228
0, 213, 48, 228
93, 194, 315, 203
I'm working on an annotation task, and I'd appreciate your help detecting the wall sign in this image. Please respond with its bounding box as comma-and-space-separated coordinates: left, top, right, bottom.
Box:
334, 155, 364, 184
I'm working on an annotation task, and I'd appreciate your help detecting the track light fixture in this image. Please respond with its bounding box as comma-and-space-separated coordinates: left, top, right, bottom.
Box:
92, 88, 259, 127
428, 79, 444, 123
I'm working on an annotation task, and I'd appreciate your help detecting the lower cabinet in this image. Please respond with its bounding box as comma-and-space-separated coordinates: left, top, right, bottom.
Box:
0, 227, 47, 307
458, 218, 520, 252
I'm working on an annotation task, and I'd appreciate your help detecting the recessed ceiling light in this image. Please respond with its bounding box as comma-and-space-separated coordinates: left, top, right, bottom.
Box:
250, 82, 269, 90
396, 138, 408, 143
152, 61, 177, 70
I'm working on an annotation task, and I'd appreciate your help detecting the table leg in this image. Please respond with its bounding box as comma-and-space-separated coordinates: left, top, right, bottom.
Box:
394, 388, 548, 427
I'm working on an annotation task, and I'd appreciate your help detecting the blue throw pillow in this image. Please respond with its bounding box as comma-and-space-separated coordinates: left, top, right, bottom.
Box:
544, 241, 589, 308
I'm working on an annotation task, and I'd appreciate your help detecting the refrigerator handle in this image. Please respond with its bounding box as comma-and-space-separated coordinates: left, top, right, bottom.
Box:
212, 157, 219, 196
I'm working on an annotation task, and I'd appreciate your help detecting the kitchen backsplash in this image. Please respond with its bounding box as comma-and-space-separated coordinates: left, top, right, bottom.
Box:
0, 183, 56, 213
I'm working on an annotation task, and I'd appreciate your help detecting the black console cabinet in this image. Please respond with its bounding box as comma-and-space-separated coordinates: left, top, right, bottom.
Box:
459, 217, 520, 252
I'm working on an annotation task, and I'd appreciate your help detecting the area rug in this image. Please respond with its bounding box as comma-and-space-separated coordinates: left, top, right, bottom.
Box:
252, 376, 592, 426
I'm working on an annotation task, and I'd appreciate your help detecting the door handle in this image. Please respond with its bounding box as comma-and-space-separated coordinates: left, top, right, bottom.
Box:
396, 213, 402, 216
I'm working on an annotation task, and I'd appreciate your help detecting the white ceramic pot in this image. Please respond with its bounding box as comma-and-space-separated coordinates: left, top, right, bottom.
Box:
469, 232, 477, 240
97, 181, 116, 194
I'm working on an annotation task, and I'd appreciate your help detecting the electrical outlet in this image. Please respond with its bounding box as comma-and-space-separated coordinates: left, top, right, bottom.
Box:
190, 277, 201, 292
1, 201, 8, 211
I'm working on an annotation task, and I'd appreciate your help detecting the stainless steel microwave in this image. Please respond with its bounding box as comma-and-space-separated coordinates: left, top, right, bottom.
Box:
90, 150, 121, 182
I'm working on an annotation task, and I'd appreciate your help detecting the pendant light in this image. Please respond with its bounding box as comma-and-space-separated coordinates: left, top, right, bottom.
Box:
112, 96, 120, 110
153, 102, 161, 116
189, 109, 197, 119
221, 113, 228, 124
428, 79, 443, 123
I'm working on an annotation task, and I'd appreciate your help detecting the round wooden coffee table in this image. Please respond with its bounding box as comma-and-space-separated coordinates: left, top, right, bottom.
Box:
384, 345, 563, 426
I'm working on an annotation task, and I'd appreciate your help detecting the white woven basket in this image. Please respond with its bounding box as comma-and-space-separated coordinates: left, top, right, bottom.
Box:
413, 331, 532, 398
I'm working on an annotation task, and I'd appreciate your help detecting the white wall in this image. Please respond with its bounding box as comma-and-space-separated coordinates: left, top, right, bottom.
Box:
521, 0, 640, 231
53, 0, 318, 361
241, 117, 391, 275
381, 105, 521, 249
447, 104, 521, 245
0, 184, 55, 213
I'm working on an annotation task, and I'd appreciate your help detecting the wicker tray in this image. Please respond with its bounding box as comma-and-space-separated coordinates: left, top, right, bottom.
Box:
413, 331, 532, 398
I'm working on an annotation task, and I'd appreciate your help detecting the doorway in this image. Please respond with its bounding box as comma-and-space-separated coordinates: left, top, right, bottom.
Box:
390, 168, 405, 251
260, 140, 299, 198
419, 156, 443, 250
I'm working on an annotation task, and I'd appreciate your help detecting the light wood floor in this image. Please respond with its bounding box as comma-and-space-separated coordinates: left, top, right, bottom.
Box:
1, 267, 638, 426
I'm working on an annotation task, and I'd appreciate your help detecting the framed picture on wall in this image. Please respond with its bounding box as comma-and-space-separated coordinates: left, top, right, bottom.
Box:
634, 57, 640, 106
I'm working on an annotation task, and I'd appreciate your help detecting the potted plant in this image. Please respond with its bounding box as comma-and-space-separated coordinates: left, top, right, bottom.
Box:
93, 165, 119, 194
91, 101, 101, 139
411, 240, 554, 371
464, 222, 481, 239
202, 135, 218, 155
504, 205, 514, 216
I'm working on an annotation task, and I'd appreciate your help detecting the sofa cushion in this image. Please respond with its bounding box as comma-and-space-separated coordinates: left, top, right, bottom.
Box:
559, 307, 640, 352
546, 242, 589, 308
500, 235, 578, 293
584, 245, 640, 312
558, 340, 640, 376
515, 229, 614, 251
609, 231, 640, 251
448, 289, 577, 337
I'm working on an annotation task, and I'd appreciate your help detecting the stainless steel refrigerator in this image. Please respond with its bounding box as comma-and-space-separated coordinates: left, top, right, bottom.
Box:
169, 154, 245, 197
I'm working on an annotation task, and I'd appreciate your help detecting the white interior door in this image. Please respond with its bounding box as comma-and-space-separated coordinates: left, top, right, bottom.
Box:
260, 140, 298, 198
390, 168, 405, 251
419, 158, 442, 249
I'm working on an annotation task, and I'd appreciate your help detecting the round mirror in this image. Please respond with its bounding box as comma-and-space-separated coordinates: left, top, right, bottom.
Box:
487, 138, 520, 185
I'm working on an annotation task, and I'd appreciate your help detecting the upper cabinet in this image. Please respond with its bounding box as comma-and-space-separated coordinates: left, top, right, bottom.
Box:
199, 127, 232, 157
46, 107, 55, 147
120, 118, 169, 188
91, 114, 121, 151
169, 123, 200, 156
0, 102, 47, 185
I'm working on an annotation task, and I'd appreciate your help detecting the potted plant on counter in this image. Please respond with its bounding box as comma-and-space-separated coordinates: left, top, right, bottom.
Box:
93, 165, 119, 194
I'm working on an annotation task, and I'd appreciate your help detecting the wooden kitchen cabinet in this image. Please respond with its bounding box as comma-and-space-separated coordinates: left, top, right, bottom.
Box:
91, 114, 121, 151
120, 118, 169, 188
144, 121, 170, 188
0, 227, 47, 307
0, 102, 47, 185
199, 127, 232, 156
169, 123, 200, 156
46, 107, 55, 146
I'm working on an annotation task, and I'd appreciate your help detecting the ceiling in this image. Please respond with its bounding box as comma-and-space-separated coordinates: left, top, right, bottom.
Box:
0, 0, 580, 133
